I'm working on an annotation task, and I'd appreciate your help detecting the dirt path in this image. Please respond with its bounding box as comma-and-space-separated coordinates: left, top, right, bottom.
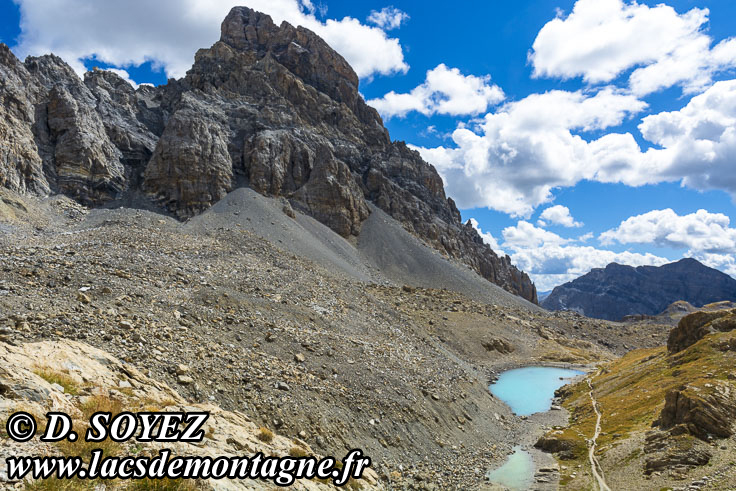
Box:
587, 378, 612, 491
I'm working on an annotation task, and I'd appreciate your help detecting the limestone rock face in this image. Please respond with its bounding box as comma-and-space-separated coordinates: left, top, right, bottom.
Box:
0, 45, 48, 195
1, 51, 127, 204
292, 145, 370, 237
143, 94, 234, 218
84, 69, 159, 171
246, 129, 315, 196
46, 84, 126, 204
0, 6, 537, 303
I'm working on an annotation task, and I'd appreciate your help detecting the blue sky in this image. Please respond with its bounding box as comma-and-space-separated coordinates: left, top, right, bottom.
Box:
3, 0, 736, 290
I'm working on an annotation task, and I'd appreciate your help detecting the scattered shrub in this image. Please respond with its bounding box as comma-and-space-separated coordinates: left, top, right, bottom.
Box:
289, 446, 309, 458
78, 395, 123, 420
257, 426, 274, 443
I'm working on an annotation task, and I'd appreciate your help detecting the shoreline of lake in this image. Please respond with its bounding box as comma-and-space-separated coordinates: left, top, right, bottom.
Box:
485, 365, 588, 490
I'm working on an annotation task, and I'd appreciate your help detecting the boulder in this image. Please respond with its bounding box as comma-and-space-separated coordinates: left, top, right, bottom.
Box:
481, 338, 514, 354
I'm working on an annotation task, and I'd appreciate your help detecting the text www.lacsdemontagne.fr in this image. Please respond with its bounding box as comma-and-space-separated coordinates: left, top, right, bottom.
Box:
7, 448, 371, 487
4, 410, 371, 487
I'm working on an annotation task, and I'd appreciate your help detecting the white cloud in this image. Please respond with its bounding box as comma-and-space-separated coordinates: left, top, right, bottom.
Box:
502, 221, 570, 249
416, 78, 736, 217
529, 0, 736, 96
637, 79, 736, 193
538, 205, 583, 228
600, 208, 736, 253
413, 86, 646, 216
600, 208, 736, 279
470, 218, 663, 291
367, 6, 409, 30
12, 0, 408, 79
368, 64, 504, 118
474, 220, 670, 291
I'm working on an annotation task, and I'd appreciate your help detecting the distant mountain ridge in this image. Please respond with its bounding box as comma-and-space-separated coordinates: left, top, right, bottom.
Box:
541, 258, 736, 321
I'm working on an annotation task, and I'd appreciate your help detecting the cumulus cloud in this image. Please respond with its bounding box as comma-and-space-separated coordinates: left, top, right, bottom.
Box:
600, 209, 736, 253
537, 205, 583, 228
12, 0, 408, 79
471, 220, 670, 291
502, 221, 570, 249
530, 0, 736, 96
368, 64, 504, 118
600, 208, 736, 278
415, 77, 736, 217
412, 86, 646, 216
367, 6, 409, 30
637, 79, 736, 194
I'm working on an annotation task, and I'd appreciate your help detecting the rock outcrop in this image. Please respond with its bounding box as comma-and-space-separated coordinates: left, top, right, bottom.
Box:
542, 259, 736, 320
667, 309, 736, 352
643, 431, 713, 474
0, 7, 536, 302
654, 383, 736, 439
0, 44, 48, 195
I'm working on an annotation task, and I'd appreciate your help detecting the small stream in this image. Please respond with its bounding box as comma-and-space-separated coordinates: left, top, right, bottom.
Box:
486, 366, 584, 490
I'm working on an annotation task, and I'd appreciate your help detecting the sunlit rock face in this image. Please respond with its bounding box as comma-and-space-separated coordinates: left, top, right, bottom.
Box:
0, 7, 537, 303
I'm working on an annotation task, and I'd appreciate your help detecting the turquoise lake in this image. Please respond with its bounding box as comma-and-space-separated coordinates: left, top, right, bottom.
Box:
489, 366, 584, 416
486, 446, 534, 491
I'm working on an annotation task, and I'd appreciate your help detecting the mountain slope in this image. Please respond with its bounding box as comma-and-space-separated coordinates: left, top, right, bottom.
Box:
0, 186, 617, 489
537, 308, 736, 489
542, 258, 736, 321
0, 7, 536, 303
0, 339, 383, 490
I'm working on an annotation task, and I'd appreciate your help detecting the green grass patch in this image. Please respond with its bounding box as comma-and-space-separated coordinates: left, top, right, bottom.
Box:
32, 367, 80, 395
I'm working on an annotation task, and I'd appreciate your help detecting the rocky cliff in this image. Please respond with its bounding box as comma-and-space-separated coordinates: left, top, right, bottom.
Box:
0, 7, 536, 303
541, 258, 736, 321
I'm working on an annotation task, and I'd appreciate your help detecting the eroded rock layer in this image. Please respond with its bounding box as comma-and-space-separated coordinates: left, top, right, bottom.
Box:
0, 7, 536, 302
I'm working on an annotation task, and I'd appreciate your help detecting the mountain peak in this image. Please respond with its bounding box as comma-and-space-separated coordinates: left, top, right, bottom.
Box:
0, 8, 537, 303
220, 6, 278, 49
218, 6, 360, 104
542, 258, 736, 320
